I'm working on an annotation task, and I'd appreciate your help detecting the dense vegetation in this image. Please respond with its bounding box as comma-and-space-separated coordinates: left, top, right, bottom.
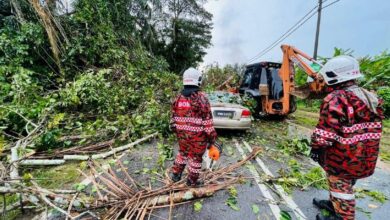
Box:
0, 0, 212, 153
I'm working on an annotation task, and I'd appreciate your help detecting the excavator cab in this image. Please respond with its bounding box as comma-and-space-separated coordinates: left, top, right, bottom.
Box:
239, 62, 295, 116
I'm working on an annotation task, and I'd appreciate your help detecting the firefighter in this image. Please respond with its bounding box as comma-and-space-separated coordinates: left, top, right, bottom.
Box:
310, 56, 384, 220
170, 67, 218, 186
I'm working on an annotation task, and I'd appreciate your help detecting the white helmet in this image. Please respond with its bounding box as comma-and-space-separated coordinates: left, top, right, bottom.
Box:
319, 55, 363, 85
183, 67, 203, 86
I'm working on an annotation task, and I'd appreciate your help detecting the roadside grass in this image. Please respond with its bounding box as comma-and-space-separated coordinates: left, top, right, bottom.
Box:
0, 194, 21, 220
290, 110, 318, 128
24, 162, 88, 189
296, 100, 322, 113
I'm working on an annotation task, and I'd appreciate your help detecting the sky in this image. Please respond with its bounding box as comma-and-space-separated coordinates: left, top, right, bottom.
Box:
202, 0, 390, 66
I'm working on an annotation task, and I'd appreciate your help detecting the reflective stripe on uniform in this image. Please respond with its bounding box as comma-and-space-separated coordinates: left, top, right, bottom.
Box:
314, 128, 381, 145
342, 122, 382, 133
314, 136, 333, 146
174, 117, 202, 125
202, 119, 214, 126
330, 191, 355, 200
176, 124, 203, 132
204, 126, 215, 133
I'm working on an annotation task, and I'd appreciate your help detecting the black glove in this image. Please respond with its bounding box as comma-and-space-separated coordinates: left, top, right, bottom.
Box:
310, 149, 322, 162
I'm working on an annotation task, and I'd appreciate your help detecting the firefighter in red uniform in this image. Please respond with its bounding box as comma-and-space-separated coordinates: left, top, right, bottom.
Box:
170, 67, 218, 186
310, 56, 384, 220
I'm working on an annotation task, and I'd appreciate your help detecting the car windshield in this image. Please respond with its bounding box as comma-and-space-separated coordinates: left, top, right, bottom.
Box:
207, 92, 242, 104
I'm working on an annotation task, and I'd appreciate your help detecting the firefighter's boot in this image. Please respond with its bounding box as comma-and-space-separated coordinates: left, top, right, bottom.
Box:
170, 172, 182, 183
316, 212, 342, 220
186, 178, 204, 187
313, 198, 335, 213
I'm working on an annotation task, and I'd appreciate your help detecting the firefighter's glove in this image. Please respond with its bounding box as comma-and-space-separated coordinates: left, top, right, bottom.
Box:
310, 149, 322, 162
208, 145, 220, 161
208, 142, 223, 161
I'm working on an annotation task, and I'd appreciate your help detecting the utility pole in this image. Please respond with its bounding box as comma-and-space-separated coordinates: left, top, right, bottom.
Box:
313, 0, 322, 60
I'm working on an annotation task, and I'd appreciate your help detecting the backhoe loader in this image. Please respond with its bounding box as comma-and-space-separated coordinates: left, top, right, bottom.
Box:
239, 45, 326, 116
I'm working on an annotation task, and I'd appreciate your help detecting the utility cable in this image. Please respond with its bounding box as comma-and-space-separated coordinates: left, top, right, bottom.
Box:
246, 5, 318, 64
246, 0, 341, 64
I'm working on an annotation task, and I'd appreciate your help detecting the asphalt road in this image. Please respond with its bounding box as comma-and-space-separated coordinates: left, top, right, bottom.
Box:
81, 118, 390, 220
133, 120, 390, 220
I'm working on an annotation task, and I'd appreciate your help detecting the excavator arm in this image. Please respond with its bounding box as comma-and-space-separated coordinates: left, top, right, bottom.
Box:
260, 45, 326, 115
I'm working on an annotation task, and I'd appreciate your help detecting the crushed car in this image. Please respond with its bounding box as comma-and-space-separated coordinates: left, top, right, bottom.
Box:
207, 91, 252, 130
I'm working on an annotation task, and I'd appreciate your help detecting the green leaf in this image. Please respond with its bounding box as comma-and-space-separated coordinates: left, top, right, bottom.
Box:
194, 201, 203, 212
73, 183, 87, 192
251, 204, 260, 214
228, 186, 238, 197
225, 197, 240, 211
280, 210, 292, 220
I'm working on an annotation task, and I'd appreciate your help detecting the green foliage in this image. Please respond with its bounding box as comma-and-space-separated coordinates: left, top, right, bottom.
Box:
194, 200, 203, 212
355, 188, 388, 203
277, 159, 327, 194
157, 0, 213, 73
378, 87, 390, 117
241, 94, 258, 114
157, 142, 174, 168
225, 186, 240, 211
277, 138, 310, 156
36, 130, 60, 152
203, 63, 244, 90
29, 162, 86, 189
359, 51, 390, 89
0, 0, 189, 152
280, 211, 292, 220
251, 204, 260, 215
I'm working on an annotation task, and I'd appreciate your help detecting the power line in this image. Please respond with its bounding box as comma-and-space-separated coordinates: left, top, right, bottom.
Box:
246, 0, 341, 64
250, 10, 318, 63
246, 5, 318, 64
322, 0, 340, 9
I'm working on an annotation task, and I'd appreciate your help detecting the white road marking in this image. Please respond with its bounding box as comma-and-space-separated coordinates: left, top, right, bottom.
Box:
242, 141, 308, 220
234, 140, 281, 219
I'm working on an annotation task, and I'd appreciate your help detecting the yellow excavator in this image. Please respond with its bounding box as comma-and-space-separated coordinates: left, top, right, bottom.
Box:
239, 44, 326, 116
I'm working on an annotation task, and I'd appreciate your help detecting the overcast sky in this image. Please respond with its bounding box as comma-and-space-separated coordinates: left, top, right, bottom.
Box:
202, 0, 390, 66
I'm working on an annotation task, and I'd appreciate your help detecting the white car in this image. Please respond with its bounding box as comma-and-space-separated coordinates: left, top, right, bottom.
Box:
207, 91, 252, 130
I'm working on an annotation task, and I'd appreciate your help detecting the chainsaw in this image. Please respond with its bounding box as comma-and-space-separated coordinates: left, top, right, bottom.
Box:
203, 141, 223, 171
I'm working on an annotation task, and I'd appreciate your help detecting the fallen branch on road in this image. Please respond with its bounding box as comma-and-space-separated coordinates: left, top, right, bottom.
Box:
83, 147, 263, 220
18, 132, 158, 166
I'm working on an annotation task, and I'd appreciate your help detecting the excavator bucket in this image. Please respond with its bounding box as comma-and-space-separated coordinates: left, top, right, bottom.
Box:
291, 84, 311, 99
291, 83, 327, 100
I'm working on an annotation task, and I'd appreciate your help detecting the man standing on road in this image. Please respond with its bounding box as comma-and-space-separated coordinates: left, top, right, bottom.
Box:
170, 67, 218, 186
310, 56, 384, 220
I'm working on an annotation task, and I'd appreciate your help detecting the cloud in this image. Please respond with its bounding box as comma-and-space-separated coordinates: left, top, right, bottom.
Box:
202, 0, 390, 66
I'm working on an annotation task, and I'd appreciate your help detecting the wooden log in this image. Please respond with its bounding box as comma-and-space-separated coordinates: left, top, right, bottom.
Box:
20, 159, 65, 166
10, 141, 21, 180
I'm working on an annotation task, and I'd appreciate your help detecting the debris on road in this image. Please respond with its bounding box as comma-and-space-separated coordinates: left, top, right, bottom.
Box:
80, 147, 263, 219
